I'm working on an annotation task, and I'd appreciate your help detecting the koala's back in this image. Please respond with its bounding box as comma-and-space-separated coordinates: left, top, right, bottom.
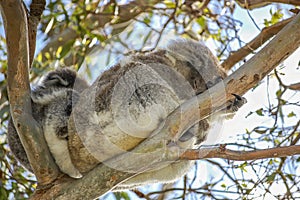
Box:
68, 40, 226, 173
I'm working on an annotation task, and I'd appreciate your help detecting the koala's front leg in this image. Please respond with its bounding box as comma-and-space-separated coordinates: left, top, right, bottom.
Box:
227, 94, 247, 112
224, 94, 247, 119
55, 90, 78, 139
55, 126, 69, 139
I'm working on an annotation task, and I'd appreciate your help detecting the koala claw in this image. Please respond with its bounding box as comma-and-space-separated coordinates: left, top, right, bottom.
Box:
55, 126, 69, 139
70, 170, 83, 179
227, 93, 247, 113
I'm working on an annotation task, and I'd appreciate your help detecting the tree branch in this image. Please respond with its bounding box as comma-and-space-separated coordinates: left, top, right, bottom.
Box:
221, 16, 294, 71
180, 145, 300, 161
287, 82, 300, 91
27, 0, 46, 66
0, 0, 59, 185
31, 12, 300, 200
235, 0, 300, 9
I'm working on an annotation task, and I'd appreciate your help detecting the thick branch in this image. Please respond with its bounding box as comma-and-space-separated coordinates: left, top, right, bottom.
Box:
31, 12, 300, 200
235, 0, 300, 9
28, 0, 46, 66
222, 16, 293, 71
0, 0, 59, 184
180, 145, 300, 161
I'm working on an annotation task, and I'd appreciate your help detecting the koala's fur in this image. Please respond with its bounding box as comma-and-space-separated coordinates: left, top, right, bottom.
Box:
7, 68, 88, 178
67, 39, 246, 189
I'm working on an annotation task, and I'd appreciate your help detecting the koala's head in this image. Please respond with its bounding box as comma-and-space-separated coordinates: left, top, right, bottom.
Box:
165, 39, 226, 94
42, 68, 89, 92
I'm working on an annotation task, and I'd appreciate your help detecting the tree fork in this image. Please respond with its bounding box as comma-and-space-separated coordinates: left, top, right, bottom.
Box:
0, 0, 59, 185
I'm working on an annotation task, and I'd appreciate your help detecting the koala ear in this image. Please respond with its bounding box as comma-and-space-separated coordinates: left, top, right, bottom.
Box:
45, 74, 69, 87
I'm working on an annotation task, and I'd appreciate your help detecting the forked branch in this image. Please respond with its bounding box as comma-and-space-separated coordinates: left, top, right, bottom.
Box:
0, 0, 59, 185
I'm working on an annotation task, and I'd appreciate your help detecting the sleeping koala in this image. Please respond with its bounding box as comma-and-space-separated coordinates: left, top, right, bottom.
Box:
66, 39, 246, 190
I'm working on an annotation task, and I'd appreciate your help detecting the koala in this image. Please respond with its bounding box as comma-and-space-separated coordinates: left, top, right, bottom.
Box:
66, 39, 247, 190
111, 39, 246, 190
7, 68, 89, 179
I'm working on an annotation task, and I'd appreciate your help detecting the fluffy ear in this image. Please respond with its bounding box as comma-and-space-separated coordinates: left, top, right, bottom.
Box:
45, 74, 70, 86
41, 68, 89, 92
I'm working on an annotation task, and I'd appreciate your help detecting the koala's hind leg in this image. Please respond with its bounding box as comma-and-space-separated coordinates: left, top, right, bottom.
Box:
43, 125, 82, 179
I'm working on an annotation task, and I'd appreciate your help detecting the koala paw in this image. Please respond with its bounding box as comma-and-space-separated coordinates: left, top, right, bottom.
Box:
55, 126, 68, 139
226, 93, 247, 113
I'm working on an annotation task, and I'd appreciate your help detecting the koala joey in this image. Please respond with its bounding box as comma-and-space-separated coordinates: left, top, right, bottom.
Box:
7, 68, 89, 179
65, 39, 246, 190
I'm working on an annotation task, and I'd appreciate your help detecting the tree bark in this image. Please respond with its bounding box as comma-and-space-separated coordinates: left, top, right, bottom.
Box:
235, 0, 300, 9
0, 0, 59, 185
180, 145, 300, 161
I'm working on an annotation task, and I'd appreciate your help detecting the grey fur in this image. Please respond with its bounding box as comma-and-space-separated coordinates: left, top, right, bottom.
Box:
65, 39, 246, 190
7, 68, 88, 178
113, 39, 246, 190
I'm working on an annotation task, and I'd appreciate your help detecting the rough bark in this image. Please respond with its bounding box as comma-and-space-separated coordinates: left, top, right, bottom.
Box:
180, 145, 300, 161
0, 0, 59, 185
235, 0, 300, 9
27, 0, 46, 66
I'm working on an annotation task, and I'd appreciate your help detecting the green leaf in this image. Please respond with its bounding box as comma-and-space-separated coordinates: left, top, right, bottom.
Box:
0, 187, 8, 200
56, 46, 63, 58
255, 108, 264, 116
239, 162, 248, 172
60, 40, 75, 59
196, 16, 206, 28
268, 159, 273, 165
143, 16, 151, 24
254, 128, 267, 134
266, 173, 276, 183
113, 192, 130, 200
286, 174, 294, 181
276, 89, 282, 97
164, 0, 176, 8
287, 111, 296, 118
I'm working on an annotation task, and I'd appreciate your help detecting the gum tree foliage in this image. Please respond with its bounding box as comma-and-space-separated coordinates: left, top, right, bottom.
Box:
0, 0, 300, 199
